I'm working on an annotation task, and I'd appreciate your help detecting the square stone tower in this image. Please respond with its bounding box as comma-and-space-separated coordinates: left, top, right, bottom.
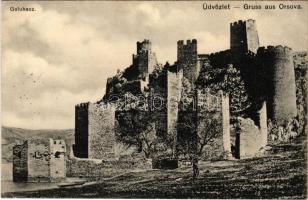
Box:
13, 138, 66, 182
177, 39, 200, 84
230, 19, 260, 62
73, 102, 116, 159
133, 39, 158, 80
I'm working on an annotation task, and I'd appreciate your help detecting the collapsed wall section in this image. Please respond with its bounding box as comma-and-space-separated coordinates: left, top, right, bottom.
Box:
236, 102, 268, 159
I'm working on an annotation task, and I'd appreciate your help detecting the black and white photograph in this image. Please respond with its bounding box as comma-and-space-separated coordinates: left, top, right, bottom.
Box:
1, 1, 307, 198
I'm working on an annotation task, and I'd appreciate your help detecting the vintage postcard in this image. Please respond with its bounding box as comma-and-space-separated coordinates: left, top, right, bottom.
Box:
1, 0, 307, 198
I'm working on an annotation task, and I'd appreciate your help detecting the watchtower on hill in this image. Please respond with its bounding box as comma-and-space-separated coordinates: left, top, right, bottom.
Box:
230, 19, 260, 62
177, 39, 200, 84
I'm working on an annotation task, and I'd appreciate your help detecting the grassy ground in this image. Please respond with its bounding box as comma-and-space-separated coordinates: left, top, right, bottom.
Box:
2, 135, 306, 198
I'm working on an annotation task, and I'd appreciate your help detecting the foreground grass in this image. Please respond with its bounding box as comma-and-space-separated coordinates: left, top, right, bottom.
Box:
2, 136, 306, 198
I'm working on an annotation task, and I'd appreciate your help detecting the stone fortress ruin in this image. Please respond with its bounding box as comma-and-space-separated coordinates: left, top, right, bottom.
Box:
13, 19, 305, 180
72, 19, 301, 165
13, 138, 66, 182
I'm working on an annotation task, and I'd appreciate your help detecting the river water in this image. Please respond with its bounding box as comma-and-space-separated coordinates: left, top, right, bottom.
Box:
1, 163, 60, 193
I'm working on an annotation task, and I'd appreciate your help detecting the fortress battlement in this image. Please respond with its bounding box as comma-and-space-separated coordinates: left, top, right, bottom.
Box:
137, 39, 152, 53
231, 19, 256, 27
76, 102, 90, 108
177, 39, 197, 46
208, 50, 231, 58
73, 19, 301, 163
257, 45, 293, 58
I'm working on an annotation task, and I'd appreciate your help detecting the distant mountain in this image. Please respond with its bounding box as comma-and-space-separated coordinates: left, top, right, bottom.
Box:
1, 126, 74, 163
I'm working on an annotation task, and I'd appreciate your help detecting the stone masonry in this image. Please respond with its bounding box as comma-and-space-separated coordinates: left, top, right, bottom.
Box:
74, 19, 300, 163
257, 46, 297, 125
73, 102, 116, 159
167, 69, 183, 151
13, 138, 66, 182
230, 19, 259, 63
177, 39, 200, 84
236, 102, 268, 159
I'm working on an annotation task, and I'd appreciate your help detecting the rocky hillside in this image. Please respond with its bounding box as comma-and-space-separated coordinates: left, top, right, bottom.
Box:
1, 126, 74, 162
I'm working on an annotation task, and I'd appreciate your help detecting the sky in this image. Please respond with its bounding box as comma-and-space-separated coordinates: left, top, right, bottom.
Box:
2, 1, 307, 129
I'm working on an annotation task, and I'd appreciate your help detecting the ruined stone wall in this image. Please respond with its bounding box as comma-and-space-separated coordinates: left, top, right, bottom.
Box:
88, 103, 116, 159
49, 139, 66, 180
259, 102, 268, 146
257, 46, 297, 125
66, 157, 152, 178
13, 143, 28, 182
293, 52, 307, 134
13, 139, 67, 182
121, 80, 143, 95
197, 90, 231, 161
27, 139, 51, 182
148, 71, 168, 137
73, 102, 89, 158
167, 70, 183, 142
206, 50, 232, 68
236, 117, 264, 159
236, 102, 268, 159
177, 39, 200, 83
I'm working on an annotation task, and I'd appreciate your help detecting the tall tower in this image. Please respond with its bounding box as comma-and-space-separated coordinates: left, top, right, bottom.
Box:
256, 46, 297, 125
177, 39, 200, 84
133, 39, 158, 80
230, 19, 260, 62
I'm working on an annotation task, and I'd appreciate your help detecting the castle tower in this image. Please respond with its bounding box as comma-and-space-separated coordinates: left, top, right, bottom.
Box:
256, 46, 297, 125
177, 39, 200, 84
230, 19, 260, 62
133, 39, 158, 80
73, 102, 116, 159
13, 139, 66, 182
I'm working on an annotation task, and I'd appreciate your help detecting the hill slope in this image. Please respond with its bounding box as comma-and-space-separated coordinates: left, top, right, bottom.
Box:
3, 134, 306, 198
1, 126, 74, 162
